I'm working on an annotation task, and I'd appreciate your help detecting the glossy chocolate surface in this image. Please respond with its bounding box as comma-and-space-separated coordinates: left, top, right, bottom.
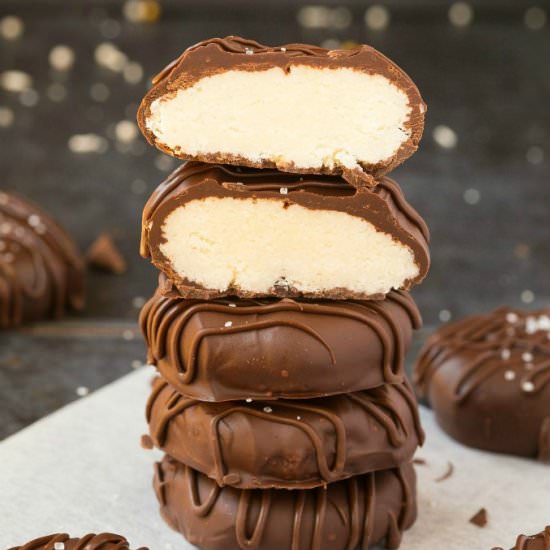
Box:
415, 307, 550, 461
140, 283, 422, 401
147, 377, 424, 489
154, 456, 417, 550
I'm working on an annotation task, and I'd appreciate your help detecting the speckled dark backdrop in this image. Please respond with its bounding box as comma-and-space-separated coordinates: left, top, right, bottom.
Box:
0, 0, 548, 438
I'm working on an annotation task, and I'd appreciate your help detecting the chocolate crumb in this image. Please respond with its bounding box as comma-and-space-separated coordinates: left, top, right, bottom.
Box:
87, 232, 127, 274
469, 508, 488, 528
413, 458, 427, 466
435, 461, 454, 482
141, 434, 154, 450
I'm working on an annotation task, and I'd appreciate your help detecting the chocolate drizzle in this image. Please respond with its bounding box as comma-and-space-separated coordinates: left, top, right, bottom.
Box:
154, 456, 417, 550
414, 307, 550, 460
415, 307, 550, 401
146, 378, 424, 489
0, 192, 85, 328
8, 533, 146, 550
140, 286, 421, 400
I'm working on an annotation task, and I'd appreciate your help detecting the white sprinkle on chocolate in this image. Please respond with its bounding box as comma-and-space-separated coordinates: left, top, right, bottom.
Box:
522, 381, 535, 392
280, 47, 287, 52
54, 543, 65, 550
504, 370, 516, 381
522, 352, 533, 363
505, 312, 519, 323
501, 349, 511, 360
245, 398, 253, 403
228, 303, 237, 308
263, 406, 272, 413
297, 416, 302, 420
224, 321, 232, 328
27, 214, 41, 227
280, 187, 288, 195
244, 47, 254, 55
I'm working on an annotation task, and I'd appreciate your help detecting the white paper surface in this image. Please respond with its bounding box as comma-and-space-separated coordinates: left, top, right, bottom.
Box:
1, 368, 548, 549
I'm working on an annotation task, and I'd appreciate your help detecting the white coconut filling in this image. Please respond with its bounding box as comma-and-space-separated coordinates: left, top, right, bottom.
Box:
147, 66, 411, 170
159, 197, 418, 295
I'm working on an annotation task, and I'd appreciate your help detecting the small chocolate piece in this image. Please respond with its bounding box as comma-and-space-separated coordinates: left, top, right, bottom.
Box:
140, 283, 421, 401
8, 533, 148, 550
86, 232, 127, 275
469, 508, 488, 528
154, 455, 417, 550
146, 377, 424, 489
414, 307, 550, 461
141, 162, 430, 300
493, 526, 550, 550
0, 192, 85, 328
138, 37, 425, 179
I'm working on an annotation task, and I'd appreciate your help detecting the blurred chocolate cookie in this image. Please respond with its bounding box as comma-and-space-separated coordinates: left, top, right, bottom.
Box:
146, 377, 424, 489
493, 525, 550, 550
415, 307, 550, 461
0, 192, 85, 328
8, 532, 148, 550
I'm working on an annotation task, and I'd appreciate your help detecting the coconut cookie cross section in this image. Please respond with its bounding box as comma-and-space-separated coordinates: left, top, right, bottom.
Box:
141, 162, 430, 300
137, 36, 426, 179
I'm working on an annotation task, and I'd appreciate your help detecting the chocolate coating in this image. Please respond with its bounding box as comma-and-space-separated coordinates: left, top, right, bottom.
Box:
0, 192, 85, 328
8, 533, 147, 550
414, 307, 550, 461
137, 36, 425, 178
154, 455, 417, 550
140, 162, 430, 300
140, 283, 422, 401
493, 526, 550, 550
146, 377, 424, 489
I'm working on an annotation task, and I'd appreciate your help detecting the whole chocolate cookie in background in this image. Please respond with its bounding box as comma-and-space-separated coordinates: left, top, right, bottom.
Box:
8, 532, 148, 550
493, 526, 550, 550
414, 307, 550, 461
0, 192, 85, 328
154, 455, 417, 550
140, 281, 422, 401
146, 377, 424, 489
140, 162, 430, 301
138, 37, 425, 180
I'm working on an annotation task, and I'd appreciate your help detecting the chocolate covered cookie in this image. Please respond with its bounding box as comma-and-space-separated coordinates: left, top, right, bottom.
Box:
146, 377, 424, 489
414, 307, 550, 461
140, 162, 429, 300
493, 526, 550, 550
0, 192, 85, 328
8, 533, 147, 550
154, 455, 417, 550
140, 283, 421, 401
138, 37, 425, 180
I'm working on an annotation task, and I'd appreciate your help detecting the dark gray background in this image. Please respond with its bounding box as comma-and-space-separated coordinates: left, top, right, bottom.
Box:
1, 1, 548, 438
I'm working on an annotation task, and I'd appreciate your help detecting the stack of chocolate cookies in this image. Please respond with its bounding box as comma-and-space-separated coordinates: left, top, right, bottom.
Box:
137, 37, 429, 550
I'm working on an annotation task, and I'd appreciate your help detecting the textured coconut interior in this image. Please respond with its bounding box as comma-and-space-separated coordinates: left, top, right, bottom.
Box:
147, 66, 412, 170
160, 197, 418, 295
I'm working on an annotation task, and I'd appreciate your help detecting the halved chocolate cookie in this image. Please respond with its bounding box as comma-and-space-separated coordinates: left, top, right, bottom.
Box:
137, 37, 425, 180
140, 162, 430, 300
